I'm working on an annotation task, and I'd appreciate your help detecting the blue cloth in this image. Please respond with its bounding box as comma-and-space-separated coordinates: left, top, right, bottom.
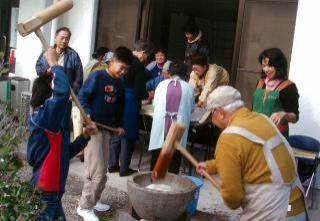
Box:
149, 78, 195, 150
289, 135, 320, 182
35, 192, 65, 221
109, 83, 143, 171
109, 135, 124, 167
289, 135, 320, 152
36, 47, 83, 94
109, 136, 135, 172
122, 57, 148, 138
113, 57, 147, 171
146, 75, 164, 91
146, 61, 162, 79
123, 88, 140, 140
124, 57, 148, 100
77, 69, 124, 127
36, 47, 83, 134
27, 66, 90, 193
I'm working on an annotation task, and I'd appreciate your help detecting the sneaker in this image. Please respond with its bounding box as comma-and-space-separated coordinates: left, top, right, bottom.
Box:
76, 207, 99, 221
108, 165, 120, 173
119, 168, 137, 177
94, 201, 111, 212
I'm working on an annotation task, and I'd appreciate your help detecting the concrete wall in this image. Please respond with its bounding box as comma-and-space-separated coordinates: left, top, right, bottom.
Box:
289, 2, 320, 140
61, 0, 98, 66
15, 0, 98, 82
15, 0, 49, 80
14, 1, 320, 141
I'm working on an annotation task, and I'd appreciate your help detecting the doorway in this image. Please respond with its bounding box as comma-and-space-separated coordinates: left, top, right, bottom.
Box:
234, 0, 298, 106
95, 0, 141, 51
0, 0, 19, 62
95, 0, 298, 106
95, 0, 238, 73
148, 0, 239, 73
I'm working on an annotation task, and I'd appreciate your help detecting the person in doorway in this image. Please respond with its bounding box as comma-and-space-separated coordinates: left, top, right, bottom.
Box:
183, 20, 211, 73
149, 61, 195, 173
188, 53, 229, 108
76, 47, 133, 221
252, 48, 299, 139
196, 86, 306, 221
27, 48, 97, 221
108, 40, 154, 177
146, 48, 171, 80
145, 60, 172, 103
73, 46, 109, 162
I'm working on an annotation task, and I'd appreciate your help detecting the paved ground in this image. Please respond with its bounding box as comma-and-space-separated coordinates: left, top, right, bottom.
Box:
18, 140, 240, 220
67, 143, 241, 221
18, 163, 129, 221
18, 140, 320, 221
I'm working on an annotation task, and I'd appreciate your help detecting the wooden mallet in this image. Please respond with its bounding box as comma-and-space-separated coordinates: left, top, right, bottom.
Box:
16, 0, 117, 133
152, 122, 221, 190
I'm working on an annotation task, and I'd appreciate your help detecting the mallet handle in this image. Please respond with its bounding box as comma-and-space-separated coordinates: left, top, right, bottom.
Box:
175, 142, 221, 190
69, 89, 117, 133
34, 29, 49, 49
69, 89, 115, 132
34, 29, 117, 133
94, 122, 118, 133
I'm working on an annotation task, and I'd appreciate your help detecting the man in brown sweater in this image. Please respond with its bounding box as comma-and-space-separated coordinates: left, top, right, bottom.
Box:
196, 86, 306, 221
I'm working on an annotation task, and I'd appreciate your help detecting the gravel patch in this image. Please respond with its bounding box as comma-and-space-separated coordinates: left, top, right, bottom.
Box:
17, 163, 129, 221
17, 162, 240, 221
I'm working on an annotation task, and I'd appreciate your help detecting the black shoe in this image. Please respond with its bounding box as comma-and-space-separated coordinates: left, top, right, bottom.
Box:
108, 165, 120, 173
119, 168, 137, 177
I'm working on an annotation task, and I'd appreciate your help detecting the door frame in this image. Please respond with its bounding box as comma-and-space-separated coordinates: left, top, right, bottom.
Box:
230, 0, 298, 86
231, 0, 246, 85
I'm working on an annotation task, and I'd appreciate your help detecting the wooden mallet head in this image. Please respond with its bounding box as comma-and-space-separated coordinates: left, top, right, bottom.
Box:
16, 0, 118, 134
152, 122, 186, 179
17, 0, 73, 49
152, 122, 221, 190
17, 0, 73, 37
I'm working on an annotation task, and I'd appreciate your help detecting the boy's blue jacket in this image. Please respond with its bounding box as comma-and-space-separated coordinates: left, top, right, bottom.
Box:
27, 66, 89, 192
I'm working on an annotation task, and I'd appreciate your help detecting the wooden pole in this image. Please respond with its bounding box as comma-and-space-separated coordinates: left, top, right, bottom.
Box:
176, 141, 221, 190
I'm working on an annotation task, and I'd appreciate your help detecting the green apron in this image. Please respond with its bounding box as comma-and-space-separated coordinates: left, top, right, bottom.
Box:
253, 80, 291, 138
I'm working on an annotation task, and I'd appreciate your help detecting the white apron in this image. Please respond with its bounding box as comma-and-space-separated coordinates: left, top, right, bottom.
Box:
148, 78, 195, 150
222, 115, 305, 221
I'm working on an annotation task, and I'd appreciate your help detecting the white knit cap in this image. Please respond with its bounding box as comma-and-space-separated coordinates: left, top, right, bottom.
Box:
199, 86, 242, 124
162, 60, 172, 72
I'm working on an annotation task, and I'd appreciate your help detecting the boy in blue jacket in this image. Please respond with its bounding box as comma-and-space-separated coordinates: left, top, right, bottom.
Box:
77, 46, 133, 221
27, 48, 97, 221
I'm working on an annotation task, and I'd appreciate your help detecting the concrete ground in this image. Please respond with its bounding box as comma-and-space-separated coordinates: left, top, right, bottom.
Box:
68, 141, 241, 221
68, 140, 320, 221
19, 139, 320, 220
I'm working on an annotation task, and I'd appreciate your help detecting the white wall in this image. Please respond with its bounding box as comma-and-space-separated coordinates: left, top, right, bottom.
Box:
61, 0, 99, 66
15, 0, 98, 83
15, 0, 49, 80
15, 0, 320, 141
289, 2, 320, 140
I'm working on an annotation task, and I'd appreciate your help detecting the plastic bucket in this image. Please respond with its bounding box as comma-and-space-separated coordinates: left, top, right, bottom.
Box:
184, 176, 204, 216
